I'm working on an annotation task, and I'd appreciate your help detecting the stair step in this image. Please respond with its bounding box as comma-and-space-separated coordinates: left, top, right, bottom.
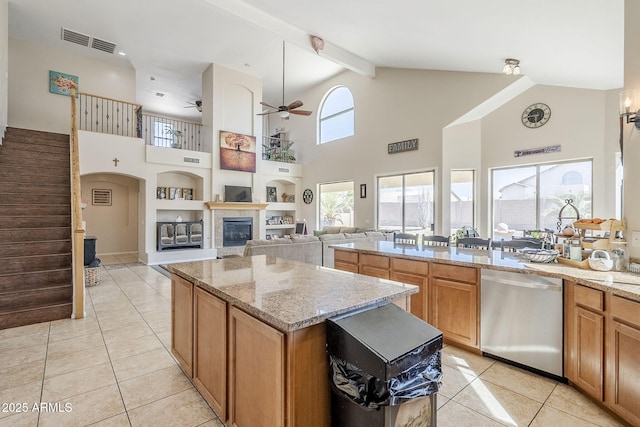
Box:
0, 172, 70, 185
0, 141, 69, 155
0, 240, 72, 257
0, 153, 69, 168
0, 184, 71, 196
0, 194, 71, 205
0, 268, 72, 292
0, 163, 70, 178
0, 303, 73, 330
0, 227, 71, 242
4, 128, 70, 145
0, 284, 72, 312
0, 215, 71, 229
0, 204, 70, 216
1, 253, 72, 275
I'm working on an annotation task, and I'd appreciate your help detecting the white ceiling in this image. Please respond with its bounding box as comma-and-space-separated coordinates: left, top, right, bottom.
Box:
7, 0, 624, 121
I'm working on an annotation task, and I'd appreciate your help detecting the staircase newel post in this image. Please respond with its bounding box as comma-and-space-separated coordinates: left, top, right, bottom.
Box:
70, 87, 85, 319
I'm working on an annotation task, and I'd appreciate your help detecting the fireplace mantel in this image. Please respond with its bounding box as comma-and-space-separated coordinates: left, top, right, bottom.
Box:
205, 202, 269, 210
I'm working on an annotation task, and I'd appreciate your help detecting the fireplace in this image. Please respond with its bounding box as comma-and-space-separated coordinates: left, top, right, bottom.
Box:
223, 217, 253, 247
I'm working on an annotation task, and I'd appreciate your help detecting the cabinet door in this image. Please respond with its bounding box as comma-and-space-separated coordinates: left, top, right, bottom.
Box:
573, 306, 604, 400
606, 296, 640, 425
334, 249, 359, 273
228, 307, 285, 427
193, 287, 227, 420
430, 278, 477, 347
391, 258, 429, 320
564, 282, 604, 401
171, 275, 193, 376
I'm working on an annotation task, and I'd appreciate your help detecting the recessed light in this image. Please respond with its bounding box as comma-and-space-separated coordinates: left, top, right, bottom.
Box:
118, 51, 126, 56
150, 76, 156, 81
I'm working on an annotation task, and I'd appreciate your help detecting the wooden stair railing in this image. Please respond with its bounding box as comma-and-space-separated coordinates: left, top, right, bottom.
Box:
70, 87, 84, 319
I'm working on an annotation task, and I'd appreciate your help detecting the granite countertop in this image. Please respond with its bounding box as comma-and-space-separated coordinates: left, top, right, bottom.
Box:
167, 255, 417, 333
331, 240, 640, 302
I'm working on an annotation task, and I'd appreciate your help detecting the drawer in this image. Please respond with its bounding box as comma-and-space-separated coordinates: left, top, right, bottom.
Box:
334, 249, 358, 264
610, 295, 640, 327
334, 261, 359, 274
431, 263, 477, 284
360, 254, 389, 269
574, 284, 604, 312
391, 258, 429, 276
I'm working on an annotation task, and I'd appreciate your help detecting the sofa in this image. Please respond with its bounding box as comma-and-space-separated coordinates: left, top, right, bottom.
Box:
243, 226, 392, 267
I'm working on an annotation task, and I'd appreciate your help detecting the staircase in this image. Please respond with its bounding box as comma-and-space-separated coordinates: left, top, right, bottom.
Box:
0, 127, 73, 329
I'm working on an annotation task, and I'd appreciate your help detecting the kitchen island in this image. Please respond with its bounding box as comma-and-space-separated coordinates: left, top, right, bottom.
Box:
167, 254, 417, 427
331, 240, 640, 426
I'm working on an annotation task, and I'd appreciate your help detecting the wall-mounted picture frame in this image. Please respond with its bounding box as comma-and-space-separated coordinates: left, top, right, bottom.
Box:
360, 184, 367, 198
220, 131, 257, 172
266, 186, 278, 203
49, 70, 78, 96
182, 188, 193, 200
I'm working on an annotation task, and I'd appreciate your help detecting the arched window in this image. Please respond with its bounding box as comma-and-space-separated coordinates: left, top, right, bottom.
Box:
562, 171, 583, 185
318, 86, 354, 144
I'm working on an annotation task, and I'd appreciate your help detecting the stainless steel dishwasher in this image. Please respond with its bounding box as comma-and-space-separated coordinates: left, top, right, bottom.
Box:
480, 269, 563, 378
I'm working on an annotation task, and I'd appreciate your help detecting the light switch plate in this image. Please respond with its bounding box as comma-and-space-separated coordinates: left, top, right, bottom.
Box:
632, 231, 640, 247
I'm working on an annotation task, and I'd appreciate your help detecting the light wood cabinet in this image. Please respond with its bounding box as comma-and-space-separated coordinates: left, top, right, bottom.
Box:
171, 274, 193, 376
429, 263, 478, 348
564, 281, 604, 400
359, 253, 390, 279
390, 258, 429, 321
193, 287, 227, 419
606, 294, 640, 425
334, 249, 359, 273
228, 306, 285, 427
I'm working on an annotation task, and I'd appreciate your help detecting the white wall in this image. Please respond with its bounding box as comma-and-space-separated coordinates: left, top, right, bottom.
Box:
8, 38, 135, 134
285, 68, 619, 238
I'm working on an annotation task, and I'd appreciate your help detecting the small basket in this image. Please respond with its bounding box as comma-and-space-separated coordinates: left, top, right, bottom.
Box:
84, 266, 101, 287
524, 249, 559, 264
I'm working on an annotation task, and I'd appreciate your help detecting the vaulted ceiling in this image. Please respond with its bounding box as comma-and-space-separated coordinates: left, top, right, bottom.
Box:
8, 0, 624, 120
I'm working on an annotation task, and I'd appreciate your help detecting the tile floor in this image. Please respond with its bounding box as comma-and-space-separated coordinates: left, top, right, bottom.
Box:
0, 255, 627, 427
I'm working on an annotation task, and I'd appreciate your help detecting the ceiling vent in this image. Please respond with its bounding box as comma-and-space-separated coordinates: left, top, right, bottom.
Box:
61, 27, 116, 54
91, 38, 116, 54
61, 27, 90, 47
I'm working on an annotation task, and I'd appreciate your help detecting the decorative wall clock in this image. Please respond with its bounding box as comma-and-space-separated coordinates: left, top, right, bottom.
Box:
302, 188, 313, 204
521, 103, 551, 128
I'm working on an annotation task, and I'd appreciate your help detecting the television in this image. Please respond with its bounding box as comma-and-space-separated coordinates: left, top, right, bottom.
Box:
225, 185, 252, 203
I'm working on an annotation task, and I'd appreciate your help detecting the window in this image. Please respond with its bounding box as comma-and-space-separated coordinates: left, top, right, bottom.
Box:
377, 171, 435, 234
153, 121, 174, 147
318, 86, 354, 144
319, 181, 354, 228
450, 170, 475, 235
492, 160, 592, 238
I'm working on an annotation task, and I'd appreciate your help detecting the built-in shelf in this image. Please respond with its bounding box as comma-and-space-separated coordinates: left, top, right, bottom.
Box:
266, 224, 296, 230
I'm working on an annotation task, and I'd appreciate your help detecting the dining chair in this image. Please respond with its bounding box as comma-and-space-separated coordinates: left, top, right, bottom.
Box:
422, 235, 450, 247
501, 238, 543, 252
456, 237, 492, 249
394, 232, 420, 245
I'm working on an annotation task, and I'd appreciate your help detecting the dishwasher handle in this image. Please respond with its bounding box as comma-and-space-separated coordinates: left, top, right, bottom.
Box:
481, 270, 562, 291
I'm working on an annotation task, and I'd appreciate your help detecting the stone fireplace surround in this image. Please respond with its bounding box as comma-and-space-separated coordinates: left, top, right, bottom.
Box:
207, 202, 268, 257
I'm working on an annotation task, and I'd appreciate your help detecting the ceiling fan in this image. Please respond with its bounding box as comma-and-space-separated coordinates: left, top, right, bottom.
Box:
184, 100, 202, 112
258, 42, 312, 119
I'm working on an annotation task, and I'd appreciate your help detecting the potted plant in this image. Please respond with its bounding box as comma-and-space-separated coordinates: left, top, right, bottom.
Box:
166, 129, 184, 149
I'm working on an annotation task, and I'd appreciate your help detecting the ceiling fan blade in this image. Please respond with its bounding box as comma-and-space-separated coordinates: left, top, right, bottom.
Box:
287, 100, 303, 110
256, 111, 278, 116
289, 109, 313, 116
260, 101, 278, 110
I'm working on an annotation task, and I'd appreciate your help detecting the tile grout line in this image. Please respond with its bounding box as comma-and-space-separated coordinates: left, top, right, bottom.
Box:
36, 321, 52, 426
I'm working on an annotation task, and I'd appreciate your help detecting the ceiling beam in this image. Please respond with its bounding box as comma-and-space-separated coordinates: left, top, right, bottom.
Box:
201, 0, 375, 77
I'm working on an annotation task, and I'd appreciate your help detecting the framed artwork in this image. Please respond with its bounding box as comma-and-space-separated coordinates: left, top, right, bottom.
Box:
220, 131, 256, 172
182, 188, 193, 200
49, 71, 78, 96
169, 187, 181, 200
266, 186, 278, 203
157, 187, 167, 199
360, 184, 367, 198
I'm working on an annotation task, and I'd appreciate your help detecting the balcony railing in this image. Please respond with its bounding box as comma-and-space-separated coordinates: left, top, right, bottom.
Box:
262, 136, 296, 163
76, 92, 204, 152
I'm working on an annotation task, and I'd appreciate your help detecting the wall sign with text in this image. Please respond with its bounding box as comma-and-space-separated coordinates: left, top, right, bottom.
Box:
388, 138, 418, 154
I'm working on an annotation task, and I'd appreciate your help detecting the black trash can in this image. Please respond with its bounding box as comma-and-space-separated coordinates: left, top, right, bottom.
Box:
326, 303, 442, 427
84, 236, 97, 266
